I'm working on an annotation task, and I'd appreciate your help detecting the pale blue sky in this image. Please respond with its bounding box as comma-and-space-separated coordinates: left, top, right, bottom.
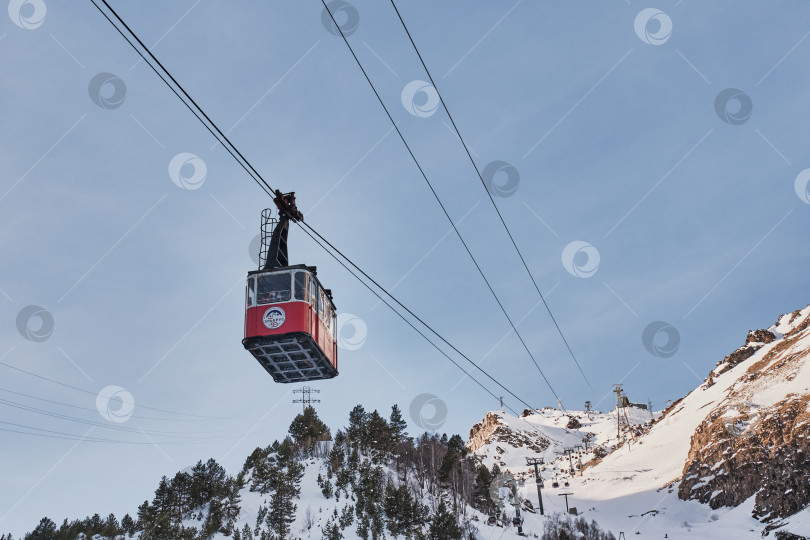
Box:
1, 0, 809, 536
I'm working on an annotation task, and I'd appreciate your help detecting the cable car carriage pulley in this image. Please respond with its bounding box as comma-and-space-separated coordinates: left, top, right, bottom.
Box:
242, 191, 338, 383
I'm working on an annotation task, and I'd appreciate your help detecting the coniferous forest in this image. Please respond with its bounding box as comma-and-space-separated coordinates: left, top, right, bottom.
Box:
6, 404, 615, 540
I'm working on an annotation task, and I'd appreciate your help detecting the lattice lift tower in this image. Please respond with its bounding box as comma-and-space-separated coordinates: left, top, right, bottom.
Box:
292, 386, 321, 412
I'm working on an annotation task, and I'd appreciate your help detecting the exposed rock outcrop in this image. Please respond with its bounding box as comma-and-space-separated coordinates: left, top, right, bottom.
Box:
747, 329, 776, 344
713, 329, 777, 377
467, 412, 549, 455
678, 308, 810, 521
678, 395, 810, 519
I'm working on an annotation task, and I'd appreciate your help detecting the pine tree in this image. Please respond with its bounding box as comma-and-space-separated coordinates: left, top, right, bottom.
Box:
240, 523, 254, 540
473, 465, 494, 511
102, 512, 121, 537
335, 465, 352, 497
25, 518, 56, 540
410, 499, 430, 531
289, 406, 331, 450
265, 456, 304, 539
201, 498, 224, 538
322, 476, 334, 499
366, 410, 393, 461
339, 504, 354, 529
384, 483, 416, 536
139, 511, 183, 540
322, 520, 342, 540
250, 456, 278, 495
189, 458, 229, 508
438, 445, 458, 486
170, 471, 193, 522
428, 501, 462, 540
224, 475, 243, 520
347, 405, 367, 447
121, 513, 136, 536
348, 446, 360, 471
353, 460, 387, 539
334, 429, 346, 446
388, 404, 408, 444
328, 443, 346, 474
276, 436, 295, 462
152, 477, 172, 516
241, 446, 271, 476
88, 512, 103, 532
447, 434, 465, 454
356, 514, 370, 540
136, 500, 153, 530
370, 508, 385, 540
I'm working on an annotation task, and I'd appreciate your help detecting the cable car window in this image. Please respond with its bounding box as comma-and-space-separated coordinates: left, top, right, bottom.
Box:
257, 272, 291, 304
247, 277, 256, 307
318, 288, 326, 322
310, 278, 318, 308
293, 271, 309, 301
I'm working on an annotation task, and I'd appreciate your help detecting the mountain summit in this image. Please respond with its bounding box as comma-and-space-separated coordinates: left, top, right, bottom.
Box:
467, 304, 810, 538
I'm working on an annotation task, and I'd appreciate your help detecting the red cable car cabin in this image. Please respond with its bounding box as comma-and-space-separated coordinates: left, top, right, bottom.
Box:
243, 265, 338, 383
242, 193, 338, 383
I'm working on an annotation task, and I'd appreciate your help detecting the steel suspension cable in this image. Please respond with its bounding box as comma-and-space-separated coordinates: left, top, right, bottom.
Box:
320, 0, 565, 408
0, 398, 236, 439
304, 217, 613, 459
90, 0, 548, 415
0, 359, 243, 420
301, 220, 597, 453
296, 225, 538, 410
388, 0, 595, 394
90, 0, 274, 198
0, 386, 230, 422
0, 420, 220, 445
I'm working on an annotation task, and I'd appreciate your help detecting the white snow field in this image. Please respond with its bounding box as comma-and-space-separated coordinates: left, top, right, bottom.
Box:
175, 306, 810, 539
467, 305, 810, 539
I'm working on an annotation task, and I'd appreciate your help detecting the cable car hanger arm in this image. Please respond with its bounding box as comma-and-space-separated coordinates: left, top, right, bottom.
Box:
263, 191, 303, 270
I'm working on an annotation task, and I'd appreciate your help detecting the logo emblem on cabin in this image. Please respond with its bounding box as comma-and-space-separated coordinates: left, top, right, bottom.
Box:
263, 307, 286, 329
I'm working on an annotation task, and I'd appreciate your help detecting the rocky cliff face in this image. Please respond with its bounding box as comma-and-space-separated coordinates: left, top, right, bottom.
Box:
467, 411, 549, 458
712, 328, 777, 377
678, 308, 810, 521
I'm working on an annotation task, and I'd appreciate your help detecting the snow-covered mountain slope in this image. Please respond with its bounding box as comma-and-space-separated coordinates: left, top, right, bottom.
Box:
468, 406, 655, 474
20, 306, 809, 540
678, 307, 810, 522
467, 304, 810, 539
219, 453, 616, 540
218, 456, 353, 540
